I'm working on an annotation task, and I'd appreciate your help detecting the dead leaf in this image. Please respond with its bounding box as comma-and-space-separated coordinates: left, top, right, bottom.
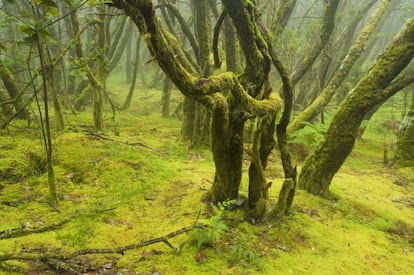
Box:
103, 218, 116, 226
196, 249, 205, 263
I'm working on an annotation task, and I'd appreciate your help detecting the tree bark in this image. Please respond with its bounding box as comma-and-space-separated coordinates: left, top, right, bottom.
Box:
109, 0, 281, 206
395, 89, 414, 167
298, 16, 414, 196
210, 94, 244, 202
0, 61, 30, 119
161, 76, 172, 117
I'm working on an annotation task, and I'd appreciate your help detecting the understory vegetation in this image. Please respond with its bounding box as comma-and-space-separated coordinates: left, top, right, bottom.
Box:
0, 84, 413, 274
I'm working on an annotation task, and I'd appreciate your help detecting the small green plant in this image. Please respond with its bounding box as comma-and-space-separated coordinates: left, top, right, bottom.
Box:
229, 236, 266, 271
190, 204, 228, 249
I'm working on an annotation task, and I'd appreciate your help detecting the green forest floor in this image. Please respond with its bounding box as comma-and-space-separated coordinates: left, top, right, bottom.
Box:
0, 89, 413, 274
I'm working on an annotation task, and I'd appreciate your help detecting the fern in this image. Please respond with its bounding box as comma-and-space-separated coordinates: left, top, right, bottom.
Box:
190, 204, 228, 249
289, 121, 327, 148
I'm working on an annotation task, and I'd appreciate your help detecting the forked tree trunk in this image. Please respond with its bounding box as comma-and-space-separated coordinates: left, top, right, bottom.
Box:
247, 116, 274, 220
299, 17, 414, 196
109, 0, 280, 208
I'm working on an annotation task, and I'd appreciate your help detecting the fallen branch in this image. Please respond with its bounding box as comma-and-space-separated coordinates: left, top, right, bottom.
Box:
0, 217, 72, 240
0, 205, 117, 240
83, 130, 164, 154
0, 221, 200, 272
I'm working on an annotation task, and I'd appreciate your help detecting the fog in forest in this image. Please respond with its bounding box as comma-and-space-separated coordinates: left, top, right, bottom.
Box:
0, 0, 413, 274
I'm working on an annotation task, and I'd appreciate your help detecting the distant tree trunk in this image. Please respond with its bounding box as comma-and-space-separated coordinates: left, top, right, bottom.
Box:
126, 33, 133, 83
289, 0, 339, 86
357, 105, 379, 139
299, 17, 414, 196
190, 0, 211, 147
395, 89, 414, 167
0, 60, 30, 119
288, 0, 391, 134
108, 17, 133, 72
224, 16, 240, 72
0, 90, 13, 117
69, 10, 104, 130
122, 37, 141, 110
272, 0, 297, 39
46, 63, 64, 131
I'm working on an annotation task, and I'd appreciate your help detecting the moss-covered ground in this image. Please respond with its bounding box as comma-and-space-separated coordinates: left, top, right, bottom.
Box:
0, 86, 413, 274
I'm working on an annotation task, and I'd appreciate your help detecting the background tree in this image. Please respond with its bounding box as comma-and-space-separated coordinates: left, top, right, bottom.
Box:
299, 17, 414, 195
395, 86, 414, 167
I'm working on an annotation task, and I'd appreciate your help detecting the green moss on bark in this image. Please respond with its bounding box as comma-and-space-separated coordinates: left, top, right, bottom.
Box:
299, 16, 414, 196
395, 90, 414, 167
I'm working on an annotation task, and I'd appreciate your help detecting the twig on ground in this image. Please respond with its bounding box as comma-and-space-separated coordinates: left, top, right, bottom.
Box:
83, 130, 164, 154
0, 217, 72, 240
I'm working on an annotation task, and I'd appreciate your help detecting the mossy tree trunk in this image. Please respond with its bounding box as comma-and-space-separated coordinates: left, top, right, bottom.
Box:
357, 70, 414, 139
0, 90, 13, 118
182, 97, 196, 141
210, 94, 244, 202
395, 89, 414, 167
161, 76, 172, 117
0, 60, 30, 120
109, 0, 281, 209
298, 17, 414, 196
247, 115, 274, 219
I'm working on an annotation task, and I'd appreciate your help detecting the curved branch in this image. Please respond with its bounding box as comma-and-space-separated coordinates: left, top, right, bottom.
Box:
213, 10, 227, 68
222, 0, 271, 96
288, 0, 392, 134
290, 0, 340, 85
208, 72, 281, 116
272, 0, 297, 38
159, 2, 200, 64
